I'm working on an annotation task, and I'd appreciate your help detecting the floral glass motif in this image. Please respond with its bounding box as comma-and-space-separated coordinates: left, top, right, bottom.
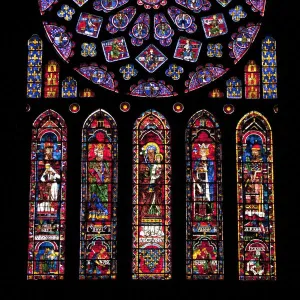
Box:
57, 5, 76, 21
27, 109, 67, 280
165, 64, 184, 80
262, 37, 277, 99
132, 110, 172, 279
81, 43, 97, 57
229, 6, 247, 22
62, 77, 77, 98
236, 111, 276, 280
44, 60, 60, 98
119, 64, 138, 80
186, 110, 224, 280
40, 0, 266, 96
207, 43, 222, 58
80, 109, 118, 279
27, 34, 43, 98
226, 77, 242, 99
245, 60, 260, 99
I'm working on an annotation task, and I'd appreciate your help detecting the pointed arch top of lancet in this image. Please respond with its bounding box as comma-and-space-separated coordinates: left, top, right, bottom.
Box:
28, 34, 43, 50
236, 111, 272, 132
187, 109, 220, 129
134, 109, 170, 130
33, 109, 66, 129
83, 109, 117, 129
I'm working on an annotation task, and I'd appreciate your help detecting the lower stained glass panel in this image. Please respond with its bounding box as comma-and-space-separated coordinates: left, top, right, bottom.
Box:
132, 109, 171, 279
236, 111, 276, 280
79, 109, 118, 279
186, 110, 224, 280
27, 109, 67, 280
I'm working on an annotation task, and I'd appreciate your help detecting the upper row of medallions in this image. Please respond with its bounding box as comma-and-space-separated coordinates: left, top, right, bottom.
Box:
36, 0, 268, 95
27, 33, 277, 99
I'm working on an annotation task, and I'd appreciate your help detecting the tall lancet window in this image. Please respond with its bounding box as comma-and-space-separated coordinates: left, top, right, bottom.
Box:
186, 110, 224, 280
80, 109, 118, 279
27, 109, 67, 280
236, 111, 276, 280
262, 37, 277, 99
27, 34, 43, 98
132, 110, 172, 280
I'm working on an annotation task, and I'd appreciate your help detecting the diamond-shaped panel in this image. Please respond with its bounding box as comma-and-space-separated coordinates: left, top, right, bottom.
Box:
135, 44, 167, 73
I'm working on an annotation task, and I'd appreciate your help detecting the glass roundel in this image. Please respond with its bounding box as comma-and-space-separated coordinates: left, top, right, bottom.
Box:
40, 0, 266, 97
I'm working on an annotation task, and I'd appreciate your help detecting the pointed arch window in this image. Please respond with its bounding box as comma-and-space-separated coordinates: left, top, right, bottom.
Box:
186, 110, 224, 280
27, 34, 43, 98
27, 109, 67, 280
62, 77, 77, 98
132, 110, 172, 280
80, 109, 118, 279
262, 37, 277, 99
44, 60, 60, 98
236, 111, 276, 280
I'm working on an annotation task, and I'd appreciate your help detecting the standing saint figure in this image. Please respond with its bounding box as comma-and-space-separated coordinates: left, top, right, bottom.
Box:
193, 143, 214, 217
139, 143, 164, 220
39, 163, 61, 212
244, 143, 264, 214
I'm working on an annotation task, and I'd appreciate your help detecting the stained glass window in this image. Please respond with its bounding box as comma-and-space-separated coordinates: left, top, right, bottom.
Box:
27, 34, 43, 98
186, 110, 224, 280
226, 77, 242, 99
62, 76, 77, 98
80, 109, 118, 279
79, 88, 95, 98
262, 37, 277, 99
132, 109, 171, 279
38, 0, 265, 97
27, 109, 67, 280
44, 60, 60, 98
236, 111, 276, 280
245, 60, 260, 99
